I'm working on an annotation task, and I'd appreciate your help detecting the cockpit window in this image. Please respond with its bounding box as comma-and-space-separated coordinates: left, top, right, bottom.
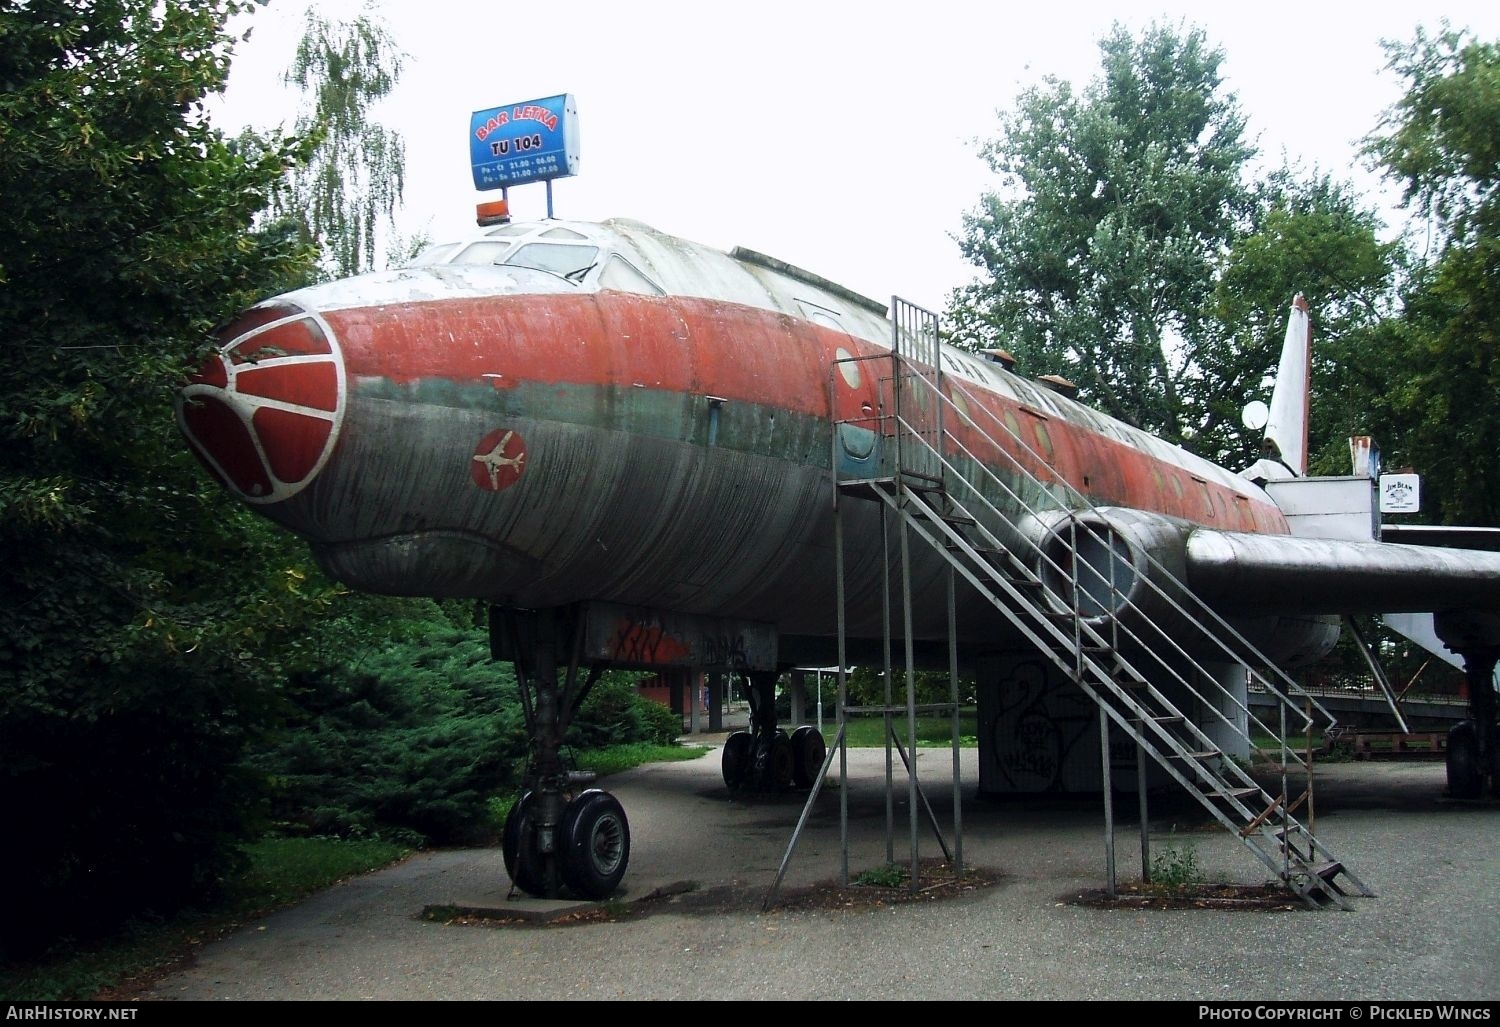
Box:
408, 242, 461, 267
540, 227, 588, 240
505, 242, 599, 279
451, 241, 514, 265
485, 223, 532, 237
598, 255, 664, 296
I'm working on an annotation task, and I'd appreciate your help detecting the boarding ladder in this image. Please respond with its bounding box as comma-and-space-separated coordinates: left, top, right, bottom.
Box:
822, 297, 1372, 910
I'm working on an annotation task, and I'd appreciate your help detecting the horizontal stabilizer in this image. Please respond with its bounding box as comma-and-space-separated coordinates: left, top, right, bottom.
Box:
1186, 530, 1500, 615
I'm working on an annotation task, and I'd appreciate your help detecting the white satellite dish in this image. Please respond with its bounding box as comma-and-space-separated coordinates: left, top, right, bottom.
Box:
1241, 399, 1269, 431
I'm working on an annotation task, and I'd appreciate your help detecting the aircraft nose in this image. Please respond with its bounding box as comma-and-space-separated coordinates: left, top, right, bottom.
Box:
176, 301, 346, 504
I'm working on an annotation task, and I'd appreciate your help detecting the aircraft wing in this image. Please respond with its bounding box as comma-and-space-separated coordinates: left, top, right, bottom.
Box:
1185, 528, 1500, 615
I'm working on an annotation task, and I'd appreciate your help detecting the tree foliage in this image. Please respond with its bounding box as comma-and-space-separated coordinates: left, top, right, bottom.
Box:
951, 22, 1254, 448
0, 0, 321, 957
1361, 26, 1500, 525
950, 23, 1398, 468
1213, 172, 1401, 472
271, 5, 406, 280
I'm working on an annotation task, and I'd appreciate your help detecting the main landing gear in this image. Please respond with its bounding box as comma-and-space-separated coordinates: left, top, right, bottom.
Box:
1447, 645, 1499, 800
721, 670, 827, 792
493, 606, 631, 900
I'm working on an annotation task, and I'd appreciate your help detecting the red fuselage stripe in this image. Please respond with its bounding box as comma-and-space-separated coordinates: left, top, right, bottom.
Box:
323, 292, 1286, 535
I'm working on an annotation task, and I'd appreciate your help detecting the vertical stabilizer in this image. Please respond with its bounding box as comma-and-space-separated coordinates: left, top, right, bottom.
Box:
1264, 294, 1311, 476
1242, 295, 1311, 482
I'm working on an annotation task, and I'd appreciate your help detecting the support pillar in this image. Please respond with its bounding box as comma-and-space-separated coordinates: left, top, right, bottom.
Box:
687, 668, 701, 735
669, 672, 685, 731
708, 671, 724, 732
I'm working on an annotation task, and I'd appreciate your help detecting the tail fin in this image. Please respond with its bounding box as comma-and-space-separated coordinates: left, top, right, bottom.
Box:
1242, 294, 1311, 482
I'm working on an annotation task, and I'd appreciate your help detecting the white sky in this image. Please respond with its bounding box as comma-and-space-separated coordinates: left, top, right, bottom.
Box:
217, 0, 1500, 311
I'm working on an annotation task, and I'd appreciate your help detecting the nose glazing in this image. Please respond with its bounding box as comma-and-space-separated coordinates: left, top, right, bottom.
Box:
177, 302, 346, 504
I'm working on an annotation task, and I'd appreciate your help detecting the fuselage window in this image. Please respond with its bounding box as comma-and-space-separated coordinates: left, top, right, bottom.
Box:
505, 242, 599, 279
598, 255, 665, 296
1032, 419, 1054, 462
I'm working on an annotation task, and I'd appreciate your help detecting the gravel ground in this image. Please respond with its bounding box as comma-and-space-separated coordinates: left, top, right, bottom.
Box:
143, 748, 1499, 1001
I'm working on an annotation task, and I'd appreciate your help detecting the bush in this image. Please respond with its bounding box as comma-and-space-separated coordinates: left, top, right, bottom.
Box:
253, 631, 682, 847
252, 624, 527, 847
568, 673, 683, 749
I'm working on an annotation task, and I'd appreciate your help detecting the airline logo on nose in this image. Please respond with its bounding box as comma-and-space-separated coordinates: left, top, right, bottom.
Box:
177, 302, 346, 505
471, 428, 527, 491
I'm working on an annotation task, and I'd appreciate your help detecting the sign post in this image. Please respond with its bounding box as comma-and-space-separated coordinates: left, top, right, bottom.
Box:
469, 94, 579, 218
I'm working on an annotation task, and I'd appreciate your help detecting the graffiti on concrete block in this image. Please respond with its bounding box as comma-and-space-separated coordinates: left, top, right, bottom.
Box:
991, 658, 1095, 791
604, 617, 692, 666
702, 633, 749, 670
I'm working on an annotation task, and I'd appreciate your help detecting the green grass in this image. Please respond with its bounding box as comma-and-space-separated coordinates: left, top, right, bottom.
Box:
573, 742, 709, 778
826, 712, 978, 748
0, 837, 409, 1001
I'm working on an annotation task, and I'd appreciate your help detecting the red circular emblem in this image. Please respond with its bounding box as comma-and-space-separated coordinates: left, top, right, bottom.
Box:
470, 429, 527, 491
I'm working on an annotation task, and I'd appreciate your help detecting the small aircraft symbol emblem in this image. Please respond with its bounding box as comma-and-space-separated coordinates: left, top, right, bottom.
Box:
470, 429, 527, 491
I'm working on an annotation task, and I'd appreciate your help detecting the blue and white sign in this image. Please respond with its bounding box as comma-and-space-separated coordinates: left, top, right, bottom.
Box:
470, 94, 579, 190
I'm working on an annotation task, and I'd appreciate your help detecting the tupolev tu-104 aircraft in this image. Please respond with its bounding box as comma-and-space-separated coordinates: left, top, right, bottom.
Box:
178, 210, 1500, 903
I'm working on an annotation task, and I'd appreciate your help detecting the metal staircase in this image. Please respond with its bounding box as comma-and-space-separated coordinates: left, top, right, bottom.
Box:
829, 297, 1373, 909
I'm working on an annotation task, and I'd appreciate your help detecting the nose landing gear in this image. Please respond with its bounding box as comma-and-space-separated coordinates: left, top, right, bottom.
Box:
493, 606, 632, 900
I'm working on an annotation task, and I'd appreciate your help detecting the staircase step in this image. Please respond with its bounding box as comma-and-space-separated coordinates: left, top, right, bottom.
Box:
907, 509, 977, 527
837, 479, 896, 502
1313, 860, 1344, 882
1168, 749, 1222, 761
1006, 575, 1047, 591
1201, 786, 1260, 801
899, 468, 944, 485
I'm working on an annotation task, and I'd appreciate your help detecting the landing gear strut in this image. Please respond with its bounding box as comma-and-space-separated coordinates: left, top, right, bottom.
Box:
721, 671, 825, 792
1448, 646, 1499, 800
493, 606, 631, 899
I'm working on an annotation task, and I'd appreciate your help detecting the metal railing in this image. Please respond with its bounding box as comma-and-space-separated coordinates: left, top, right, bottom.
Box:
825, 298, 1370, 907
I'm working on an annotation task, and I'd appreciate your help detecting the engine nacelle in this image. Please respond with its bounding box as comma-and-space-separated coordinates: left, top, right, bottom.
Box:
1024, 507, 1340, 670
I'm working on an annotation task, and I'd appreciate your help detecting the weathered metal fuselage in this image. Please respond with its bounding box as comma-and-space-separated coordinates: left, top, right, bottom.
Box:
181, 217, 1500, 668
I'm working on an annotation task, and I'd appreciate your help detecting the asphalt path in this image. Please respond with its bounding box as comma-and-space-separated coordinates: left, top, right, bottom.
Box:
145, 745, 1499, 1001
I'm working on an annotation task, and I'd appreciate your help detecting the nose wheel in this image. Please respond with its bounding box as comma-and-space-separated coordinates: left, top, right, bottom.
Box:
560, 790, 630, 899
502, 788, 632, 900
494, 606, 633, 901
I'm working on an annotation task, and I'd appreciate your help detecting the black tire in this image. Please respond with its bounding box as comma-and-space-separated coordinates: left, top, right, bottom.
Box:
1447, 721, 1483, 799
766, 729, 794, 790
1492, 734, 1500, 798
723, 730, 753, 790
507, 803, 550, 897
501, 791, 532, 881
790, 725, 827, 789
559, 789, 631, 900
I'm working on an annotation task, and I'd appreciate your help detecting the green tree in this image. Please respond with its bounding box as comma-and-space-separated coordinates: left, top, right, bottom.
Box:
271, 5, 407, 280
1212, 172, 1401, 471
1363, 25, 1500, 525
950, 22, 1255, 448
0, 0, 320, 956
